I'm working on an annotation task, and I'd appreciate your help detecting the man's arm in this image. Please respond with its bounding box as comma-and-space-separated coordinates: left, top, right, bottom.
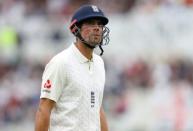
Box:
100, 107, 109, 131
35, 98, 55, 131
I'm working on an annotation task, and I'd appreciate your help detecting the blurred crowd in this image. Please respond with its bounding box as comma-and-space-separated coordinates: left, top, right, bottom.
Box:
104, 56, 193, 131
1, 0, 193, 131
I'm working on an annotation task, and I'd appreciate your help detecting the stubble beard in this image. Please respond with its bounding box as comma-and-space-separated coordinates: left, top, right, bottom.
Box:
86, 35, 102, 47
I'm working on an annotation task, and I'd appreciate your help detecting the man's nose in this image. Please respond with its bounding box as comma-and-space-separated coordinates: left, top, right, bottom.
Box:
94, 27, 100, 32
93, 25, 101, 31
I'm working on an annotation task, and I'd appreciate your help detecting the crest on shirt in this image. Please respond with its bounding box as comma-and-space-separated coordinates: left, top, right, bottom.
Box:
44, 80, 52, 89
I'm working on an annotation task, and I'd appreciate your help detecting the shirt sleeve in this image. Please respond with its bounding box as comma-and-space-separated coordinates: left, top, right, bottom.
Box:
40, 58, 66, 102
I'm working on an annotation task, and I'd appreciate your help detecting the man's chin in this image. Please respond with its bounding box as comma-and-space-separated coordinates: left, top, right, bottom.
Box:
87, 40, 100, 46
90, 42, 101, 47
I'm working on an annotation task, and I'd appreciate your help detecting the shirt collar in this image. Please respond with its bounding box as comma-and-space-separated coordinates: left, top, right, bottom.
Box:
71, 43, 94, 64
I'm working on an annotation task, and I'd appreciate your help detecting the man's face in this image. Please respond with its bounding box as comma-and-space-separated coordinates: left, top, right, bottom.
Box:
80, 19, 104, 47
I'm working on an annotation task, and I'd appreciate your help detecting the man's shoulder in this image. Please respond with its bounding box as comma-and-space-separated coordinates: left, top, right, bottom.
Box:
47, 46, 72, 66
54, 49, 70, 60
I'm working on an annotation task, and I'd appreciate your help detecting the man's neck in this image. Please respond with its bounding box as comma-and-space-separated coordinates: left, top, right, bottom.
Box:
75, 41, 93, 60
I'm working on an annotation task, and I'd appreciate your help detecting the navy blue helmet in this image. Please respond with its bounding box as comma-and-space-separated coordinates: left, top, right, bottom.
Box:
69, 5, 110, 56
70, 5, 108, 29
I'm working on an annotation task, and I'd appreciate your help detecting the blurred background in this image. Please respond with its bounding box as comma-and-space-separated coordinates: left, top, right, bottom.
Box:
1, 0, 193, 131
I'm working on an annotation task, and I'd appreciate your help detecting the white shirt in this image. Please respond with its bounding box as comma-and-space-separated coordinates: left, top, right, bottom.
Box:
40, 44, 106, 131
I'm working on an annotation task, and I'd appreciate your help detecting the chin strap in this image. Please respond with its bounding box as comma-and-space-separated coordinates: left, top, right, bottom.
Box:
99, 45, 104, 56
76, 32, 104, 55
82, 38, 104, 56
78, 35, 96, 49
80, 36, 104, 56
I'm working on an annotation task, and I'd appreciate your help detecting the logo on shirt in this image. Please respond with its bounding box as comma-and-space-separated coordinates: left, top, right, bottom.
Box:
44, 80, 52, 89
91, 91, 95, 108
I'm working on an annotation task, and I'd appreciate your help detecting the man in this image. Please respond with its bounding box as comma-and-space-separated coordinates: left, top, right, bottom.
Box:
35, 4, 110, 131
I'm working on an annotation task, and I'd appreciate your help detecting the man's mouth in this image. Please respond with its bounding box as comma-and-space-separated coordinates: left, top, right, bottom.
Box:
93, 34, 101, 37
